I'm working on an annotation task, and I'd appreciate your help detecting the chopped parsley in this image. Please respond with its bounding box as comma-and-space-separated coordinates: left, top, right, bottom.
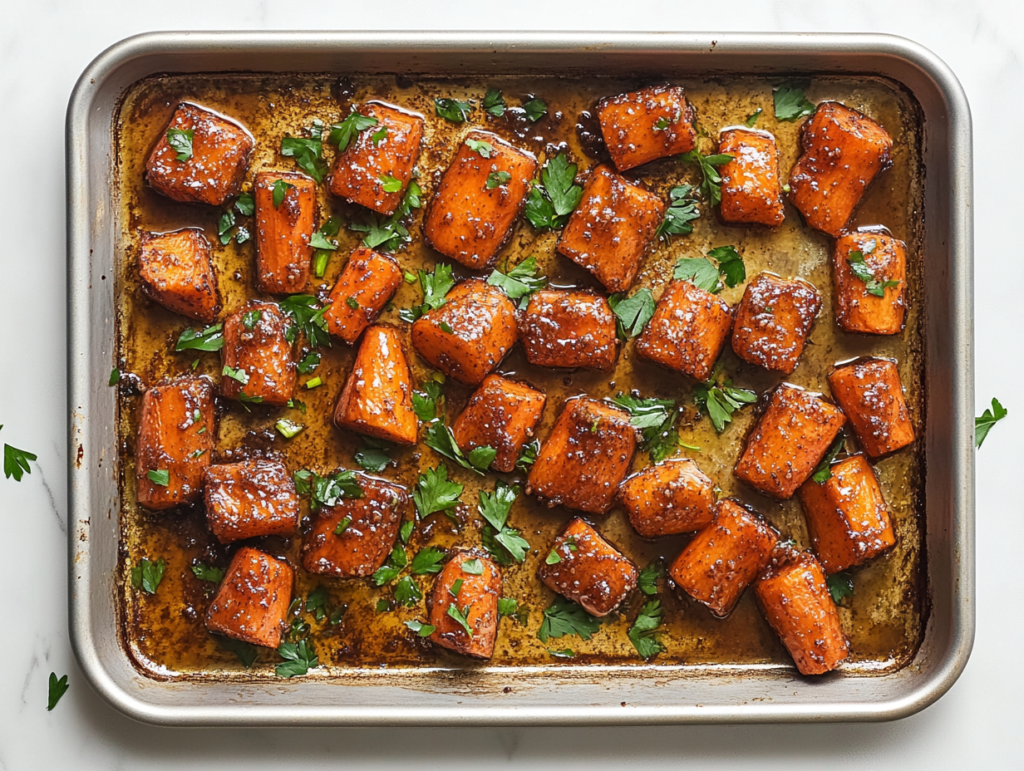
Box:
638, 560, 664, 596
175, 322, 224, 352
656, 184, 701, 240
693, 369, 757, 433
108, 367, 120, 386
423, 420, 496, 474
275, 639, 318, 678
434, 98, 474, 123
281, 123, 328, 183
297, 351, 321, 374
394, 576, 422, 607
522, 98, 548, 123
146, 469, 170, 487
354, 436, 392, 473
673, 245, 746, 294
773, 84, 816, 122
371, 126, 388, 145
827, 571, 854, 606
479, 481, 530, 565
349, 179, 422, 252
498, 598, 519, 617
461, 558, 484, 576
486, 170, 512, 189
515, 439, 540, 471
608, 288, 655, 339
413, 465, 464, 519
328, 111, 379, 152
372, 545, 409, 586
976, 398, 1008, 448
612, 393, 681, 462
404, 619, 436, 637
47, 673, 70, 711
482, 88, 506, 117
465, 138, 494, 158
222, 365, 249, 385
847, 244, 900, 297
811, 431, 847, 483
242, 309, 262, 330
679, 148, 733, 208
398, 262, 457, 323
627, 600, 665, 660
191, 563, 225, 583
411, 546, 447, 575
131, 557, 166, 595
166, 127, 194, 162
525, 152, 583, 230
333, 517, 352, 535
537, 597, 601, 643
293, 468, 363, 510
486, 255, 546, 307
745, 107, 764, 126
279, 294, 331, 348
219, 636, 258, 668
272, 179, 295, 208
447, 604, 473, 636
380, 174, 403, 193
311, 217, 341, 278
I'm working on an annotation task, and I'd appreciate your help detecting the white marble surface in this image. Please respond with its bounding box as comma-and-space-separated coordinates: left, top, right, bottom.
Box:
1, 0, 1021, 767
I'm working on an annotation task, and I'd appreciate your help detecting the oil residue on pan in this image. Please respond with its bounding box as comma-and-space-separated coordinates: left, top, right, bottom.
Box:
113, 72, 926, 680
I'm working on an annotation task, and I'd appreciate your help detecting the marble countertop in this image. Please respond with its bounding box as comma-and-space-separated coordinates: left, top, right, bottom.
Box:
2, 0, 1020, 767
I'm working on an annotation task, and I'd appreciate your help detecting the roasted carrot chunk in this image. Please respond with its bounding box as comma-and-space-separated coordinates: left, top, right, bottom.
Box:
787, 101, 893, 236
427, 551, 502, 659
731, 272, 822, 374
669, 498, 778, 618
327, 102, 425, 216
138, 229, 221, 323
302, 473, 409, 578
334, 324, 417, 445
322, 246, 404, 344
636, 280, 733, 382
254, 170, 316, 295
734, 384, 846, 500
718, 127, 785, 227
410, 279, 518, 386
520, 290, 618, 371
527, 397, 637, 515
203, 459, 299, 544
556, 165, 665, 293
833, 229, 907, 335
619, 458, 715, 538
827, 357, 915, 458
595, 85, 698, 171
537, 517, 639, 617
221, 301, 295, 407
755, 551, 849, 675
145, 102, 254, 207
205, 547, 293, 649
798, 454, 895, 574
136, 376, 215, 511
451, 375, 546, 473
423, 131, 537, 270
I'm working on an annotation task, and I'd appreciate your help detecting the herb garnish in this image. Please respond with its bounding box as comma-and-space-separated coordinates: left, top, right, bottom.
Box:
281, 121, 328, 183
276, 639, 318, 678
745, 107, 764, 126
447, 604, 474, 636
279, 294, 331, 348
221, 365, 248, 385
131, 557, 166, 595
166, 127, 194, 162
608, 289, 655, 339
611, 393, 681, 462
693, 367, 757, 433
1, 426, 36, 482
976, 398, 1008, 448
524, 152, 583, 230
272, 179, 294, 208
146, 469, 170, 486
638, 560, 664, 596
380, 174, 403, 193
354, 436, 392, 473
679, 148, 733, 207
274, 419, 305, 439
478, 481, 530, 565
293, 468, 363, 510
312, 216, 341, 278
175, 322, 224, 352
811, 431, 846, 483
656, 184, 701, 241
405, 619, 436, 637
329, 111, 379, 152
398, 262, 457, 323
673, 245, 746, 294
498, 598, 519, 617
423, 421, 496, 474
411, 546, 447, 575
486, 255, 546, 307
522, 98, 548, 123
847, 242, 900, 297
47, 673, 70, 711
537, 597, 601, 643
486, 170, 512, 189
413, 380, 444, 422
465, 138, 494, 158
515, 439, 540, 471
349, 179, 422, 252
434, 98, 474, 123
394, 576, 423, 607
372, 545, 409, 586
191, 563, 225, 583
627, 600, 665, 660
413, 465, 464, 519
827, 572, 854, 606
483, 88, 506, 117
774, 84, 816, 122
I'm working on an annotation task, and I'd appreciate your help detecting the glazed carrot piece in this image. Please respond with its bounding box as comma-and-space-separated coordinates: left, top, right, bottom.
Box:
322, 246, 404, 344
423, 131, 537, 270
221, 301, 296, 407
136, 376, 215, 511
145, 102, 254, 206
254, 170, 316, 295
755, 551, 850, 675
138, 228, 221, 323
520, 290, 618, 371
205, 547, 294, 649
410, 279, 518, 386
833, 229, 908, 335
798, 454, 895, 574
327, 102, 425, 215
302, 473, 409, 578
537, 517, 639, 617
595, 85, 698, 171
718, 127, 785, 227
334, 324, 418, 445
527, 397, 637, 515
619, 458, 715, 538
669, 498, 778, 618
788, 101, 893, 236
427, 551, 502, 659
556, 165, 665, 294
203, 459, 299, 544
731, 272, 822, 375
636, 279, 733, 382
451, 375, 546, 473
827, 357, 915, 458
734, 384, 846, 500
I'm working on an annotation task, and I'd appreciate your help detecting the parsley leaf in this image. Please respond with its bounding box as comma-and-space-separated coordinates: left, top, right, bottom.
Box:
175, 322, 224, 352
745, 107, 764, 126
272, 179, 294, 208
537, 597, 601, 643
486, 255, 546, 306
525, 152, 583, 230
191, 563, 225, 583
486, 170, 512, 189
1, 428, 36, 482
222, 365, 248, 385
218, 636, 258, 668
447, 604, 474, 636
608, 289, 655, 339
380, 174, 403, 193
47, 673, 69, 711
394, 575, 422, 607
612, 393, 680, 462
371, 126, 388, 145
146, 469, 170, 486
354, 437, 391, 472
349, 179, 422, 252
306, 470, 363, 510
708, 245, 746, 287
976, 397, 1008, 448
465, 138, 494, 158
847, 249, 900, 297
483, 88, 506, 117
827, 571, 854, 605
522, 98, 548, 123
279, 294, 331, 348
411, 546, 447, 575
282, 123, 328, 183
423, 421, 496, 474
515, 439, 540, 471
461, 558, 484, 575
404, 619, 436, 637
311, 218, 341, 278
400, 520, 415, 544
638, 560, 664, 596
679, 148, 733, 208
674, 246, 745, 294
656, 184, 701, 240
166, 127, 194, 162
498, 598, 519, 617
479, 482, 530, 565
627, 600, 665, 660
130, 557, 166, 595
234, 192, 255, 216
435, 98, 473, 123
413, 380, 444, 422
328, 111, 378, 152
275, 639, 318, 678
108, 368, 120, 386
693, 375, 757, 434
774, 84, 816, 122
372, 545, 409, 586
413, 465, 464, 519
399, 262, 457, 323
811, 431, 846, 483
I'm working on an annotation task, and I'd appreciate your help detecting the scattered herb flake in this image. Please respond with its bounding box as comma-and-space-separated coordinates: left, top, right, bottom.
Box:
525, 152, 583, 230
423, 420, 496, 474
612, 393, 680, 462
745, 107, 764, 126
847, 250, 900, 297
482, 87, 506, 117
146, 469, 170, 487
281, 133, 327, 183
466, 138, 494, 158
638, 560, 664, 596
333, 517, 352, 535
498, 598, 519, 617
811, 431, 846, 483
487, 255, 546, 306
447, 604, 473, 636
166, 127, 194, 162
656, 184, 701, 240
486, 170, 512, 189
827, 571, 855, 605
394, 575, 423, 607
175, 322, 224, 352
272, 179, 294, 208
404, 619, 436, 637
275, 419, 305, 439
191, 563, 225, 583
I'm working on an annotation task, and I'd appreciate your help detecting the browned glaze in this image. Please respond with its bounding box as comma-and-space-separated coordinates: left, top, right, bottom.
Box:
114, 72, 926, 680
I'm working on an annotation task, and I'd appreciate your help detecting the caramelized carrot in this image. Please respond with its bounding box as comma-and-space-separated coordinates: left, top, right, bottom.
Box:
731, 272, 822, 375
827, 357, 915, 458
205, 547, 294, 649
718, 127, 785, 227
520, 290, 618, 371
833, 229, 907, 335
334, 324, 418, 445
221, 301, 296, 407
427, 551, 502, 659
254, 170, 316, 295
203, 459, 299, 544
138, 228, 221, 323
322, 246, 404, 344
136, 376, 215, 511
596, 85, 697, 171
619, 458, 715, 538
451, 375, 546, 473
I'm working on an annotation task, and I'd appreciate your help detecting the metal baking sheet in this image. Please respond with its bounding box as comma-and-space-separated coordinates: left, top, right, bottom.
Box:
66, 31, 974, 726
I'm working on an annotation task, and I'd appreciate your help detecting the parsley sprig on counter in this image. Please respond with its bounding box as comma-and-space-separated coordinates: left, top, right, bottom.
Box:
976, 398, 1008, 448
1, 425, 36, 481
